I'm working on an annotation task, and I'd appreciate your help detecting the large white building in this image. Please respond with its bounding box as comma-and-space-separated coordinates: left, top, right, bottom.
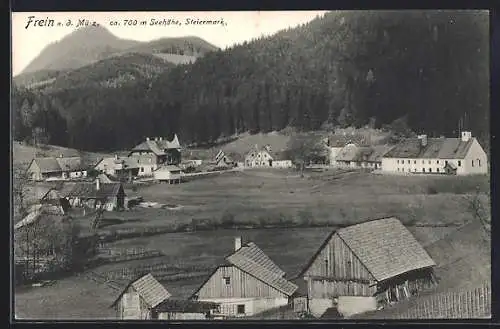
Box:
381, 131, 488, 175
244, 146, 293, 169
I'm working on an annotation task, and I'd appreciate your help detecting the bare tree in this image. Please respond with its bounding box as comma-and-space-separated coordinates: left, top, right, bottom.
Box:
12, 165, 30, 222
464, 188, 491, 238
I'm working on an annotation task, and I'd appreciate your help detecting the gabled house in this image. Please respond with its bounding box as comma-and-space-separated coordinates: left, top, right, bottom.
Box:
214, 150, 236, 168
191, 237, 298, 317
335, 143, 360, 168
352, 145, 394, 170
112, 273, 220, 320
128, 135, 182, 176
326, 135, 368, 166
381, 131, 488, 175
26, 156, 88, 181
62, 179, 126, 211
153, 165, 183, 184
298, 217, 436, 318
94, 155, 139, 181
244, 146, 293, 169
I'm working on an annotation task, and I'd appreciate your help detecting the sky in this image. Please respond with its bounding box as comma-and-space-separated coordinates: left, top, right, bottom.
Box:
11, 11, 328, 76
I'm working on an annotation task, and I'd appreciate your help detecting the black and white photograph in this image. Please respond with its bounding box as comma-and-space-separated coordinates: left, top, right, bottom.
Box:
11, 10, 491, 320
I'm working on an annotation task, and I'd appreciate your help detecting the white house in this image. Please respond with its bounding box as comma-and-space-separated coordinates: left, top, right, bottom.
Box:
190, 237, 298, 318
381, 131, 488, 175
94, 155, 139, 180
153, 165, 183, 184
244, 146, 293, 169
326, 135, 367, 167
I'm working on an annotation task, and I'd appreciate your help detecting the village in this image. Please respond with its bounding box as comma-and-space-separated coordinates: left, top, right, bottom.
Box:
13, 128, 491, 320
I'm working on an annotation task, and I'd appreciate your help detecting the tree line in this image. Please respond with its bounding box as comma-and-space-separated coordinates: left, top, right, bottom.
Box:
12, 10, 489, 152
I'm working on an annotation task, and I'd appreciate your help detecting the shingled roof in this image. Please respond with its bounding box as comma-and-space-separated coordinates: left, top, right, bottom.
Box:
30, 157, 87, 173
111, 273, 171, 309
383, 137, 475, 159
192, 241, 298, 298
226, 242, 297, 296
328, 134, 369, 148
65, 182, 124, 199
154, 299, 219, 313
299, 217, 436, 283
337, 217, 436, 282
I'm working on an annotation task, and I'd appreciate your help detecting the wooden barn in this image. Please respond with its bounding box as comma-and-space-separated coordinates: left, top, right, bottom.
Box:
112, 273, 220, 320
26, 156, 88, 181
190, 237, 298, 318
298, 217, 436, 318
62, 179, 126, 211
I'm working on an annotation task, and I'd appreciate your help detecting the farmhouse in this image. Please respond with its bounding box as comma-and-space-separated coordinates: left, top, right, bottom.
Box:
335, 143, 360, 168
327, 135, 368, 167
244, 146, 293, 169
61, 179, 126, 211
381, 131, 488, 175
299, 217, 436, 318
112, 273, 220, 320
22, 184, 62, 209
94, 155, 139, 181
129, 135, 182, 176
26, 156, 88, 181
191, 237, 298, 317
153, 165, 183, 184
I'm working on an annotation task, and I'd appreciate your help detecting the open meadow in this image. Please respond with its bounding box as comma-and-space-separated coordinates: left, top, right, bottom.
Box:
14, 168, 490, 319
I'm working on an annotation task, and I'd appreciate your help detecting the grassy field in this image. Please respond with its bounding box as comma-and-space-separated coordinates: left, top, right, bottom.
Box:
14, 168, 490, 320
111, 169, 489, 231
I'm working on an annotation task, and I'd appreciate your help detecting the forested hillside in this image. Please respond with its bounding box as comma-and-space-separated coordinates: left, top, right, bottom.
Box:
12, 10, 490, 152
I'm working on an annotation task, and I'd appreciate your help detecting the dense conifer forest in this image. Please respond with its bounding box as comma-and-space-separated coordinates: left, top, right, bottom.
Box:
12, 11, 489, 152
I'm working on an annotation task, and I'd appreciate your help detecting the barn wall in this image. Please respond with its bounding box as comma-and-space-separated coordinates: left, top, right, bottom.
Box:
197, 297, 288, 317
196, 266, 287, 299
304, 234, 376, 299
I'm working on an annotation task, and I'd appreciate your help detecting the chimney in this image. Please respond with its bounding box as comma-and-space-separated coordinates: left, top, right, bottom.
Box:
155, 137, 159, 141
146, 137, 150, 141
461, 131, 472, 142
234, 237, 242, 251
95, 178, 100, 191
159, 137, 162, 141
417, 134, 428, 147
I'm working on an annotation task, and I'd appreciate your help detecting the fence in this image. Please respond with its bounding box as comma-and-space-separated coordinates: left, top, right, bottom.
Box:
392, 282, 491, 319
83, 270, 124, 292
96, 248, 164, 264
95, 261, 213, 282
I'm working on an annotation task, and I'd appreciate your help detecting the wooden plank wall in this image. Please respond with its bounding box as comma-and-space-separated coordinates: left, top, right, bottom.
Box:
197, 266, 287, 299
304, 234, 377, 298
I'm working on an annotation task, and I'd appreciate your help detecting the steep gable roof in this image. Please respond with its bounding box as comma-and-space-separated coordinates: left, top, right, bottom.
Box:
336, 217, 436, 282
192, 241, 298, 298
14, 204, 66, 230
111, 273, 171, 308
226, 242, 297, 296
299, 217, 436, 282
131, 135, 181, 155
383, 137, 475, 159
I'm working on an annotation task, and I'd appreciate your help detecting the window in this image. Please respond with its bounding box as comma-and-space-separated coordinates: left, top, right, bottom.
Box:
429, 168, 432, 173
397, 168, 400, 172
223, 277, 231, 285
478, 159, 481, 166
437, 168, 440, 172
325, 259, 329, 276
458, 160, 461, 167
414, 160, 416, 164
428, 160, 431, 164
397, 160, 399, 164
422, 160, 425, 164
407, 160, 410, 164
437, 160, 440, 164
237, 304, 245, 314
472, 160, 474, 167
445, 160, 448, 165
423, 168, 426, 173
140, 167, 144, 172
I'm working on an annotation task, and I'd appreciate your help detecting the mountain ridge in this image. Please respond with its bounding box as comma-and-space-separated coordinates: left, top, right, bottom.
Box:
17, 25, 219, 77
